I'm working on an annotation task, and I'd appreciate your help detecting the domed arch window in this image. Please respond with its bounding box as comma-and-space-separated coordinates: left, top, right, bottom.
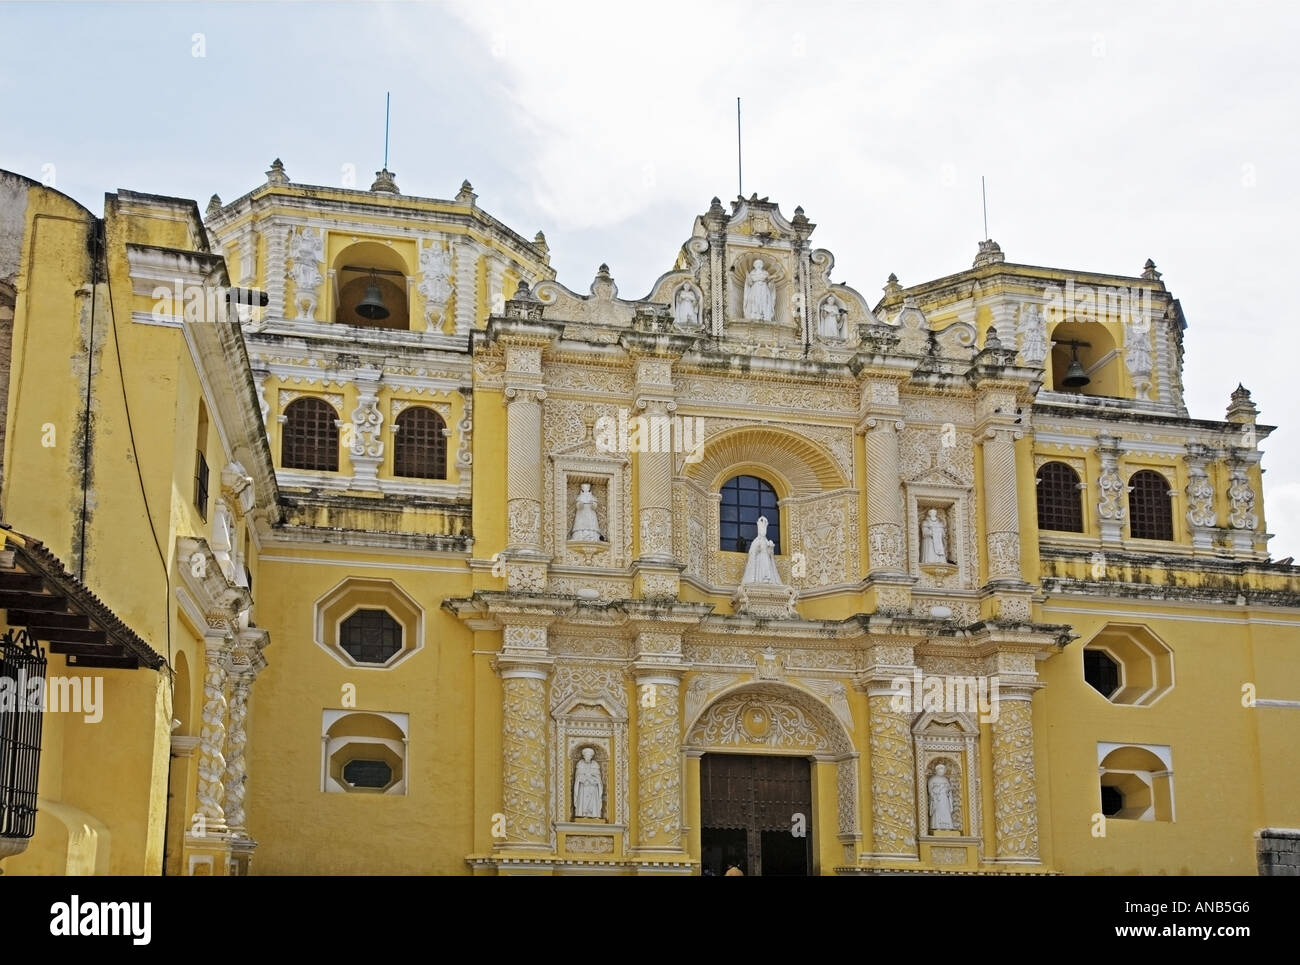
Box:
719, 474, 781, 554
393, 407, 447, 479
1036, 461, 1084, 532
1128, 469, 1174, 541
281, 397, 339, 471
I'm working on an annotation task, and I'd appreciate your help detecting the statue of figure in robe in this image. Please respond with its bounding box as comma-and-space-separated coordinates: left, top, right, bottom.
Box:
570, 483, 603, 541
741, 515, 782, 584
743, 259, 775, 321
920, 508, 949, 564
573, 747, 603, 819
928, 763, 956, 832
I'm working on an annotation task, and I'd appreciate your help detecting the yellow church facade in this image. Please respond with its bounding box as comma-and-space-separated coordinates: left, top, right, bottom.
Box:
1, 161, 1297, 876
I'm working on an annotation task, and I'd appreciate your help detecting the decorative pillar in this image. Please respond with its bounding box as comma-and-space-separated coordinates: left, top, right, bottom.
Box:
486, 254, 508, 318
348, 365, 384, 490
857, 373, 912, 613
497, 622, 552, 850
860, 646, 918, 862
1184, 444, 1216, 550
703, 197, 727, 336
989, 673, 1042, 863
222, 671, 251, 832
980, 426, 1023, 582
1227, 457, 1259, 554
196, 631, 229, 831
264, 221, 288, 321
634, 668, 683, 852
454, 240, 481, 335
1096, 434, 1126, 546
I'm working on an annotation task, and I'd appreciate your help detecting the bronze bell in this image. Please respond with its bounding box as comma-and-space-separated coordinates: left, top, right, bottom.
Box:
356, 276, 389, 320
1062, 341, 1090, 388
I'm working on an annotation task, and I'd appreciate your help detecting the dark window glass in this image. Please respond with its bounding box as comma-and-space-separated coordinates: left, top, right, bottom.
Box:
1100, 784, 1124, 817
719, 475, 780, 554
1084, 649, 1120, 698
340, 609, 403, 664
393, 407, 448, 479
282, 398, 340, 471
194, 450, 210, 520
1128, 470, 1174, 541
1036, 462, 1083, 532
343, 759, 393, 789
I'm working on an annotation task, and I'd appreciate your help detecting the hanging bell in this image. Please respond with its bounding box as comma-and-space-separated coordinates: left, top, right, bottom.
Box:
1062, 342, 1090, 388
356, 278, 390, 320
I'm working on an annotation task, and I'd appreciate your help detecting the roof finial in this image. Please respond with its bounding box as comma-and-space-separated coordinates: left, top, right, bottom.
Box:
266, 158, 289, 185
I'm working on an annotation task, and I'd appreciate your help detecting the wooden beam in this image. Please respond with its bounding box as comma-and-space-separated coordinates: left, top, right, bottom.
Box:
5, 609, 90, 630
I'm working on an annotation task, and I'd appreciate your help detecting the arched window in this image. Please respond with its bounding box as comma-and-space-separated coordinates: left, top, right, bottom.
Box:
1128, 470, 1173, 541
281, 397, 339, 471
393, 407, 447, 479
719, 474, 781, 553
1036, 462, 1083, 532
339, 609, 403, 665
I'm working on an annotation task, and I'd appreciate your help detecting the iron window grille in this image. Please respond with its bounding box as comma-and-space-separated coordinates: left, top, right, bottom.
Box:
393, 407, 448, 479
339, 609, 403, 665
1036, 461, 1084, 532
1, 628, 46, 842
719, 474, 781, 554
1128, 470, 1174, 540
282, 398, 340, 472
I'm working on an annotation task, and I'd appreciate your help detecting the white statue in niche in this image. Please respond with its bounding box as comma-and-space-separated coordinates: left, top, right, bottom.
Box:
928, 763, 956, 832
211, 500, 236, 582
920, 508, 949, 564
819, 295, 846, 339
1018, 304, 1048, 364
573, 747, 603, 819
743, 259, 776, 321
673, 284, 700, 329
741, 515, 782, 585
569, 483, 604, 541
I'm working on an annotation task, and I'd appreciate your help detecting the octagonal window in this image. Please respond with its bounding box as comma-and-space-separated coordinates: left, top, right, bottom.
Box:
323, 711, 408, 795
314, 578, 424, 669
340, 609, 403, 665
1084, 649, 1121, 699
1082, 624, 1173, 706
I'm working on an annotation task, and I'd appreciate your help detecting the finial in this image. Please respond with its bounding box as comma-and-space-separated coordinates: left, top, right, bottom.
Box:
370, 168, 399, 194
883, 273, 904, 298
1142, 258, 1162, 280
266, 158, 289, 185
1227, 384, 1258, 424
206, 194, 222, 219
456, 180, 477, 204
598, 263, 610, 275
984, 326, 1002, 351
973, 238, 1004, 268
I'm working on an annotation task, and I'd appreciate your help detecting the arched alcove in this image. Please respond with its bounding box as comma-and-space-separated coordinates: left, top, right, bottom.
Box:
332, 241, 410, 330
1048, 321, 1119, 396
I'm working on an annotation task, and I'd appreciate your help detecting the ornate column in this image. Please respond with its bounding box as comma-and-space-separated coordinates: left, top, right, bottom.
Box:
264, 220, 288, 321
1184, 444, 1216, 550
623, 336, 689, 597
196, 630, 230, 832
970, 334, 1034, 620
856, 370, 912, 614
223, 670, 252, 833
1096, 434, 1126, 546
702, 197, 727, 336
454, 239, 482, 335
496, 295, 557, 593
496, 622, 552, 850
859, 645, 918, 862
1227, 457, 1259, 554
348, 365, 384, 490
634, 666, 683, 852
988, 652, 1043, 863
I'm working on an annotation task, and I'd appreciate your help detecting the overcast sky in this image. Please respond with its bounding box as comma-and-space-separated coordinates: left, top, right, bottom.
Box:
3, 1, 1298, 556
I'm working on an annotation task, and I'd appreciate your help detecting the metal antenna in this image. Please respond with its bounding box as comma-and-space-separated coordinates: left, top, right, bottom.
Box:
737, 97, 743, 198
982, 175, 989, 240
384, 92, 391, 169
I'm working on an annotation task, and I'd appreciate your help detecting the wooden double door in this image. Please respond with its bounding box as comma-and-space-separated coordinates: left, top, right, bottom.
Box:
700, 753, 812, 876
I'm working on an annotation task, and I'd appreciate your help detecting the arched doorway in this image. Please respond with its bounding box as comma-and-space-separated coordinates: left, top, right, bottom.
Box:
700, 752, 812, 876
685, 681, 860, 876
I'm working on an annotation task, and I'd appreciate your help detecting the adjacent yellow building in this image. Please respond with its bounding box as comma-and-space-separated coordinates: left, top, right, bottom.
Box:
0, 162, 1296, 875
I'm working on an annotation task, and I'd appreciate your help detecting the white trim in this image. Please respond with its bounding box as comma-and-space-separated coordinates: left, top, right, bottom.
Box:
257, 553, 469, 573
1043, 602, 1300, 625
1256, 699, 1300, 708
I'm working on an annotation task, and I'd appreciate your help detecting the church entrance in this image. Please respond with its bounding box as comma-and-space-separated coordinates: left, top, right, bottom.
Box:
700, 753, 812, 876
